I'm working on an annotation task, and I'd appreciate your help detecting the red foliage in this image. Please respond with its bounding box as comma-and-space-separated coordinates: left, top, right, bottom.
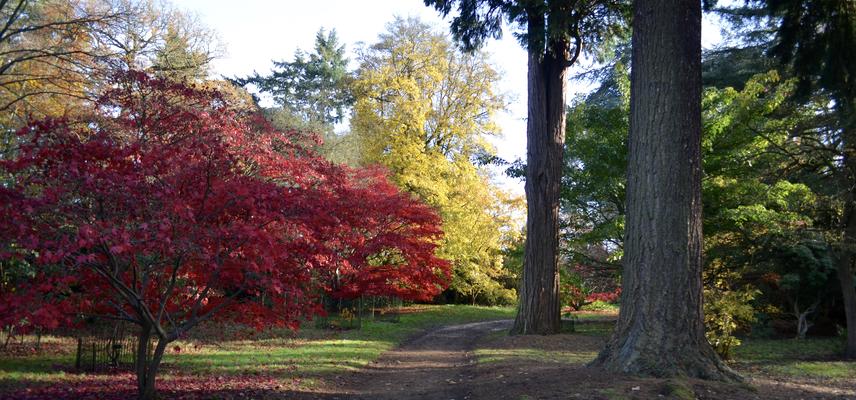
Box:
0, 71, 449, 338
585, 287, 622, 304
561, 283, 590, 312
2, 371, 298, 400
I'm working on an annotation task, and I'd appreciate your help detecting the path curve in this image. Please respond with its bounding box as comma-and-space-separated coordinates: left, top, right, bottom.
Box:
342, 319, 512, 400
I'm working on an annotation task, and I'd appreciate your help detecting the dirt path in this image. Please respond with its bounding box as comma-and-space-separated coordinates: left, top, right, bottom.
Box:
338, 319, 511, 400
301, 318, 855, 400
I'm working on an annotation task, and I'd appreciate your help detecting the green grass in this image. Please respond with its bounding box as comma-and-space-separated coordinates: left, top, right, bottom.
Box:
475, 347, 597, 364
0, 305, 515, 389
734, 336, 853, 379
580, 301, 620, 313
4, 305, 853, 394
167, 304, 515, 376
735, 337, 845, 362
558, 320, 614, 336
767, 361, 856, 379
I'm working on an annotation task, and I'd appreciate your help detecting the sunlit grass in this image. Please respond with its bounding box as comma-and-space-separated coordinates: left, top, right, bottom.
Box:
580, 301, 620, 313
0, 304, 516, 390
476, 347, 598, 364
767, 361, 856, 379
733, 336, 852, 379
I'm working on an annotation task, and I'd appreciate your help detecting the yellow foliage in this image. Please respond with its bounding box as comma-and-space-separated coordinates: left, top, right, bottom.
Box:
350, 17, 521, 303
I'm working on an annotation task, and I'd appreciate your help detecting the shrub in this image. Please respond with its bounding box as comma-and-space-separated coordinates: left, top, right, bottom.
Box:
704, 287, 759, 359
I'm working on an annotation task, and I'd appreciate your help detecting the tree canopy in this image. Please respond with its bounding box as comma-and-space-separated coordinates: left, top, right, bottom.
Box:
351, 17, 520, 305
0, 71, 449, 399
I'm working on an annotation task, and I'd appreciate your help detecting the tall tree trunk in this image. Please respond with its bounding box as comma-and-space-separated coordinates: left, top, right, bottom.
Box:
590, 0, 737, 380
838, 247, 856, 359
511, 29, 569, 335
836, 122, 856, 359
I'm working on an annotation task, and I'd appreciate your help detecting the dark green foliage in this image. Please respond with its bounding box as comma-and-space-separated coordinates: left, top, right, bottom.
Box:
702, 46, 775, 90
235, 28, 352, 129
424, 0, 629, 56
762, 0, 856, 111
562, 61, 628, 267
561, 61, 843, 351
755, 0, 856, 356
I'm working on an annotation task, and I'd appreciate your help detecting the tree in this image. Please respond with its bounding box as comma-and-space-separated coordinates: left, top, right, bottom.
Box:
235, 29, 351, 136
564, 57, 838, 355
562, 60, 629, 270
87, 0, 218, 77
0, 71, 449, 400
590, 0, 736, 379
425, 0, 628, 334
350, 17, 519, 305
757, 0, 856, 359
234, 28, 357, 163
0, 0, 114, 125
308, 165, 452, 302
0, 0, 218, 129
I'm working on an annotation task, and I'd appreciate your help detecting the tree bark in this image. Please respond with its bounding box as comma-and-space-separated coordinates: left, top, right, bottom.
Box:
590, 0, 738, 380
136, 325, 152, 399
510, 21, 569, 335
135, 325, 170, 400
837, 247, 856, 359
836, 122, 856, 359
140, 339, 168, 400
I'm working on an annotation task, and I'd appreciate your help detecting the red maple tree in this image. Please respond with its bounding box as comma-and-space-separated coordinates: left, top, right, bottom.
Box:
0, 72, 448, 399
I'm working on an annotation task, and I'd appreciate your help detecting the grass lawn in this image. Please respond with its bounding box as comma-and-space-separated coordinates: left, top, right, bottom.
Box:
733, 336, 855, 379
169, 305, 516, 381
0, 305, 515, 396
470, 309, 853, 399
2, 304, 854, 399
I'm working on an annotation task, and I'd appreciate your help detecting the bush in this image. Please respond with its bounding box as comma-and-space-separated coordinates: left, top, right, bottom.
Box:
586, 288, 621, 304
704, 287, 759, 359
581, 300, 620, 312
482, 287, 518, 306
560, 272, 591, 311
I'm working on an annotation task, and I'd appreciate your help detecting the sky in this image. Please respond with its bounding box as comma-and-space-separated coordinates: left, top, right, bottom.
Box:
174, 0, 723, 195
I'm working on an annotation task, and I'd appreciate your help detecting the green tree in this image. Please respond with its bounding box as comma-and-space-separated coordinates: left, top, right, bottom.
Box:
351, 17, 520, 305
563, 58, 836, 358
562, 60, 628, 269
151, 15, 214, 82
425, 0, 629, 335
235, 28, 357, 163
759, 0, 856, 359
236, 28, 351, 129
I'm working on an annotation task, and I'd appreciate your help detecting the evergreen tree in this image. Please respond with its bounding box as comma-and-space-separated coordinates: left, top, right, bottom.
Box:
425, 0, 629, 335
235, 28, 352, 131
591, 0, 737, 379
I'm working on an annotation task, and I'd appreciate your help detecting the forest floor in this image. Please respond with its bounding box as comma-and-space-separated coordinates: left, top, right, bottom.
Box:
1, 306, 854, 399
300, 317, 856, 400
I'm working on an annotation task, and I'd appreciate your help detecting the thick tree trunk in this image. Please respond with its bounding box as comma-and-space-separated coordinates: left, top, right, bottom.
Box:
590, 0, 737, 380
838, 249, 856, 359
511, 34, 569, 335
836, 123, 856, 359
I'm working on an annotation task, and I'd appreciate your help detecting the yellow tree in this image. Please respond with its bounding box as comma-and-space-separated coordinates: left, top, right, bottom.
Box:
0, 0, 219, 130
351, 17, 520, 304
